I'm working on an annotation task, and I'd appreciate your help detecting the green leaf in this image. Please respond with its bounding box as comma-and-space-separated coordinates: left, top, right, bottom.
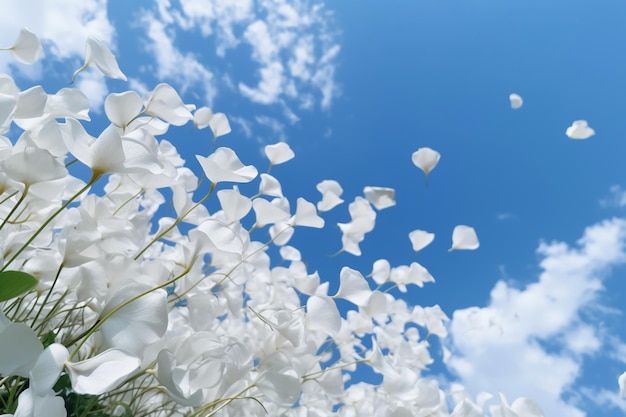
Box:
0, 270, 38, 302
40, 330, 56, 348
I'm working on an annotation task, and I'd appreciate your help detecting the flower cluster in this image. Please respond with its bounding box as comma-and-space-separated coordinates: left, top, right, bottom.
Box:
0, 29, 543, 417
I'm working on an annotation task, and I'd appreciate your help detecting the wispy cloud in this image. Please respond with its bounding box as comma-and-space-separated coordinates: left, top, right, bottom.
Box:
445, 218, 626, 416
496, 212, 516, 221
140, 0, 340, 141
76, 69, 108, 112
0, 0, 115, 105
600, 185, 626, 208
142, 12, 216, 106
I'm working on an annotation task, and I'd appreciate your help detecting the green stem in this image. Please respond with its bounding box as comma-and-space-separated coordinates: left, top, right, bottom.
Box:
1, 174, 101, 272
0, 185, 29, 231
67, 263, 193, 358
133, 182, 216, 260
31, 263, 63, 328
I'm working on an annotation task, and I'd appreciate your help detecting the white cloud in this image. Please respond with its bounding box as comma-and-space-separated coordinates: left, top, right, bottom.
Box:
446, 218, 626, 417
601, 185, 626, 208
76, 69, 109, 112
581, 387, 626, 414
230, 115, 253, 138
140, 0, 340, 141
496, 212, 515, 221
0, 0, 114, 74
142, 13, 216, 106
255, 115, 286, 142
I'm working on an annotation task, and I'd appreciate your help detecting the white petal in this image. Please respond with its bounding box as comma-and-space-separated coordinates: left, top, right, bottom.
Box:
566, 120, 595, 140
208, 112, 231, 138
193, 107, 213, 129
0, 323, 42, 377
509, 93, 523, 109
412, 147, 441, 176
105, 91, 143, 129
155, 349, 204, 406
511, 397, 544, 417
259, 173, 283, 197
256, 369, 301, 407
82, 37, 126, 81
265, 142, 295, 166
364, 186, 396, 210
450, 225, 480, 251
14, 389, 65, 417
334, 267, 371, 306
100, 283, 168, 355
15, 86, 47, 119
29, 344, 69, 396
217, 188, 252, 222
292, 198, 324, 228
196, 147, 257, 184
253, 198, 291, 227
269, 221, 295, 246
620, 371, 626, 397
450, 399, 483, 417
370, 259, 391, 284
409, 230, 435, 252
317, 179, 344, 212
1, 147, 67, 185
66, 349, 140, 395
143, 84, 192, 126
279, 246, 301, 261
9, 28, 43, 65
0, 94, 17, 134
306, 295, 341, 336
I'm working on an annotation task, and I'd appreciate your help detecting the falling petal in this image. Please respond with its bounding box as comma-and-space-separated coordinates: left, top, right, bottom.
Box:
252, 198, 291, 227
620, 371, 626, 397
412, 147, 441, 182
292, 198, 324, 228
208, 112, 231, 139
73, 37, 126, 82
364, 186, 396, 210
408, 229, 435, 252
143, 84, 193, 126
306, 295, 341, 336
450, 225, 480, 251
509, 93, 523, 109
317, 179, 344, 212
105, 91, 143, 129
265, 142, 295, 166
196, 147, 258, 184
334, 267, 371, 306
8, 28, 43, 65
259, 173, 284, 197
217, 188, 252, 222
370, 259, 391, 285
566, 120, 595, 140
15, 86, 47, 119
193, 107, 213, 129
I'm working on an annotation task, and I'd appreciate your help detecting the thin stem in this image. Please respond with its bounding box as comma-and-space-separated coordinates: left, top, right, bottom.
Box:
1, 173, 101, 272
30, 263, 63, 328
134, 182, 216, 260
0, 185, 29, 231
67, 263, 193, 358
0, 189, 19, 206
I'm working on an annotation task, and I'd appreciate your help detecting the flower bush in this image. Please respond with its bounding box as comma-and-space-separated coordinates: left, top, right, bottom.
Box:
0, 28, 546, 417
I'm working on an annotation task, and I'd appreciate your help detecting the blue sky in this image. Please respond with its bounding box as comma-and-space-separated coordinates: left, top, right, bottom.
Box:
2, 1, 626, 415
